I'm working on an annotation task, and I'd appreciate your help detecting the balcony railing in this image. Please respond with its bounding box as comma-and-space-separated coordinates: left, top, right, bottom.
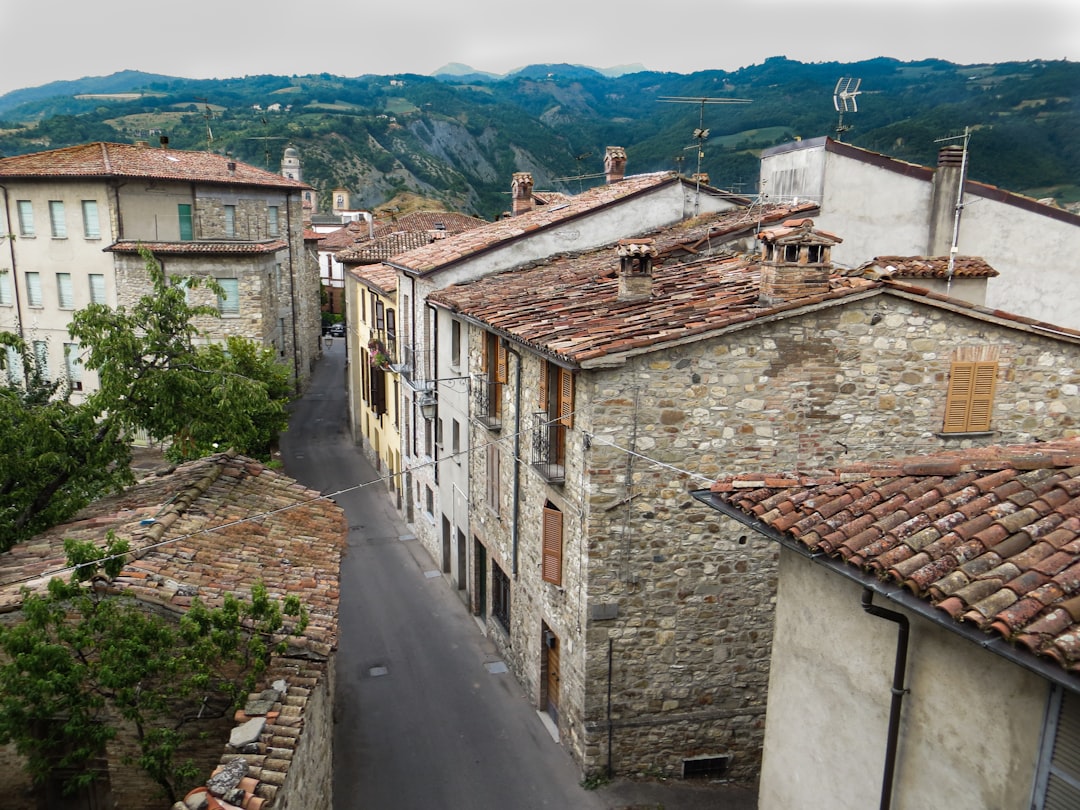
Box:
472, 373, 503, 430
531, 412, 566, 483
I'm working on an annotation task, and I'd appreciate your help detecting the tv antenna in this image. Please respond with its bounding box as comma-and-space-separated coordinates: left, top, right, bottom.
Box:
246, 117, 288, 168
934, 126, 972, 290
833, 78, 862, 141
194, 97, 215, 150
660, 95, 752, 213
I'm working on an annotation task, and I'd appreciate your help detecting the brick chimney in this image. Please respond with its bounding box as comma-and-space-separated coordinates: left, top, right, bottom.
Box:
605, 147, 627, 184
928, 144, 965, 256
511, 172, 534, 216
757, 219, 841, 305
616, 238, 656, 301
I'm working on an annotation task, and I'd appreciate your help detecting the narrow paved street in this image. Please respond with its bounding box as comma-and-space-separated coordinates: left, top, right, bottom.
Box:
280, 341, 609, 810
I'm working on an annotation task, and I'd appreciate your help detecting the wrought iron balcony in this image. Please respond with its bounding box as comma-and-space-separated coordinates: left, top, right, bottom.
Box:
472, 373, 503, 430
531, 412, 566, 483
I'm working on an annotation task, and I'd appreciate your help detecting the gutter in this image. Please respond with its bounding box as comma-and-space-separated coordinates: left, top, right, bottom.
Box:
861, 588, 909, 810
506, 344, 523, 576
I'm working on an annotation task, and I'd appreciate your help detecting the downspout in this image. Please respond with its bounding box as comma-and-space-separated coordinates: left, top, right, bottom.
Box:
506, 344, 523, 576
861, 588, 910, 810
0, 184, 26, 342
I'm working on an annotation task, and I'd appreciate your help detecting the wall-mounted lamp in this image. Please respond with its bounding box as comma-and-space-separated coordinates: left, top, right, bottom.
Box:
418, 392, 438, 421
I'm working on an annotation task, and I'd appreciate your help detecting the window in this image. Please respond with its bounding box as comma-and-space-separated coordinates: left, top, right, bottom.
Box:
0, 272, 10, 306
26, 272, 42, 307
370, 367, 387, 416
542, 501, 563, 586
451, 319, 462, 367
224, 205, 236, 237
56, 273, 74, 308
4, 345, 23, 384
178, 204, 193, 241
452, 419, 461, 460
48, 201, 66, 238
64, 343, 82, 391
943, 360, 997, 433
268, 206, 280, 237
492, 563, 511, 633
476, 331, 506, 428
33, 340, 49, 381
425, 485, 434, 518
534, 360, 573, 482
1032, 687, 1080, 808
486, 442, 500, 514
16, 200, 34, 236
89, 274, 106, 305
81, 200, 100, 238
216, 278, 240, 315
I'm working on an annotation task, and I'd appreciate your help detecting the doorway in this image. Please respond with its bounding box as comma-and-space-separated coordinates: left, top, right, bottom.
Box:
542, 624, 560, 727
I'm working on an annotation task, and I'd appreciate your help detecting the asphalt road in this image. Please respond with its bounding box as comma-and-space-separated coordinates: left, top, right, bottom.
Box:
280, 340, 610, 810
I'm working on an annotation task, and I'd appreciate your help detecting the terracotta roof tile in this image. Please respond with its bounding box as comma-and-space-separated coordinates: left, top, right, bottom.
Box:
850, 256, 1000, 280
0, 142, 310, 190
109, 239, 288, 255
705, 438, 1080, 677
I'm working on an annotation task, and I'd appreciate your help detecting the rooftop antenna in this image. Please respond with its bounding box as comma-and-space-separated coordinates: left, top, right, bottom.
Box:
833, 78, 861, 141
246, 116, 288, 168
195, 97, 215, 150
934, 126, 972, 293
660, 95, 752, 213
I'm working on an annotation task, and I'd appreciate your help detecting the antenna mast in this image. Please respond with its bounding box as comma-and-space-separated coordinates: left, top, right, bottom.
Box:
934, 126, 972, 291
832, 77, 862, 141
660, 95, 752, 213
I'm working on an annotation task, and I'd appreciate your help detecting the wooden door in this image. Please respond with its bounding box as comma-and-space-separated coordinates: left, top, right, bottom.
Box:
545, 631, 560, 725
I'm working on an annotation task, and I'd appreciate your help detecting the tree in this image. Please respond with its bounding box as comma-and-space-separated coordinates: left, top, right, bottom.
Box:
0, 248, 293, 548
0, 536, 307, 803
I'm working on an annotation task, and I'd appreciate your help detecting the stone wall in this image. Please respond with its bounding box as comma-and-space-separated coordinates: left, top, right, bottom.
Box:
472, 291, 1080, 785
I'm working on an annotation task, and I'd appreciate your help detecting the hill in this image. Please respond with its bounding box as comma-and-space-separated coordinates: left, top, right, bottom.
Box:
1, 58, 1076, 220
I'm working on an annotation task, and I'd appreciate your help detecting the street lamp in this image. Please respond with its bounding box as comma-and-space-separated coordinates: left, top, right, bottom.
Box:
418, 391, 438, 421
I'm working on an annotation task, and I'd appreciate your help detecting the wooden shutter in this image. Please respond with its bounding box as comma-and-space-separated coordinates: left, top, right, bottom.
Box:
542, 504, 563, 585
557, 368, 574, 428
496, 338, 508, 384
539, 359, 548, 410
944, 361, 997, 433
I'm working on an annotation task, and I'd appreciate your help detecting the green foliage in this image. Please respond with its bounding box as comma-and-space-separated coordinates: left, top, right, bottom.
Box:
0, 540, 308, 803
1, 249, 293, 547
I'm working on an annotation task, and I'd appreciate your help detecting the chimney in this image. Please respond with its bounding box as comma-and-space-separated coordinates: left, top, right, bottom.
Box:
692, 173, 709, 186
227, 160, 237, 174
616, 238, 656, 301
605, 146, 627, 183
757, 219, 840, 305
511, 172, 534, 216
159, 135, 169, 149
928, 144, 965, 256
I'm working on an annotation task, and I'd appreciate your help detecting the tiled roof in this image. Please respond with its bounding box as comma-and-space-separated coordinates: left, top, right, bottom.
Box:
849, 255, 1000, 279
428, 204, 866, 365
108, 239, 289, 256
370, 210, 486, 238
0, 451, 345, 656
389, 172, 747, 276
703, 437, 1080, 678
348, 262, 398, 295
337, 231, 434, 263
318, 220, 370, 250
0, 142, 310, 190
430, 205, 1080, 367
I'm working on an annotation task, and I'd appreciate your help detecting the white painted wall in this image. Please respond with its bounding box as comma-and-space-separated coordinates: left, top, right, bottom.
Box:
760, 547, 1049, 810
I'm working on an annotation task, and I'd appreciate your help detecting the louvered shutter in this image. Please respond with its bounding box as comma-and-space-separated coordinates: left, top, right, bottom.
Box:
1042, 690, 1080, 809
496, 338, 508, 384
943, 361, 997, 433
539, 359, 548, 410
558, 368, 574, 428
542, 504, 563, 585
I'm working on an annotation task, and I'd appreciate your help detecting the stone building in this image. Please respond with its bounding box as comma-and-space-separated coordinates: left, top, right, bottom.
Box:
0, 141, 319, 395
427, 213, 1080, 783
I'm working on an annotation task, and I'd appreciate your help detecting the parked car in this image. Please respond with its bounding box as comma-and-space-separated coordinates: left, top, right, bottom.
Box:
329, 323, 345, 337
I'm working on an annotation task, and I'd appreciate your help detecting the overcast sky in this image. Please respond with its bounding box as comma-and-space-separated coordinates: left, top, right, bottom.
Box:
1, 0, 1077, 98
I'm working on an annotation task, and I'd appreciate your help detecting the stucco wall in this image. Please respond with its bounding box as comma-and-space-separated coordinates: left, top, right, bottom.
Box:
759, 547, 1048, 810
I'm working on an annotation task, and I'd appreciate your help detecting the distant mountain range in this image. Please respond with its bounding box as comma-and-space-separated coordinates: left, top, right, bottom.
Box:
1, 58, 1076, 220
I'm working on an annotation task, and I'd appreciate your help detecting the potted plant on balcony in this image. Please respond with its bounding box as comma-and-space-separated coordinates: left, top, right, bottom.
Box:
368, 338, 390, 370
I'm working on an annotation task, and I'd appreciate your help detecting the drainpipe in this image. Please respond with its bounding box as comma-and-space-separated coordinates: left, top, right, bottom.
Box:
286, 190, 301, 390
861, 587, 910, 810
0, 184, 26, 343
506, 344, 523, 576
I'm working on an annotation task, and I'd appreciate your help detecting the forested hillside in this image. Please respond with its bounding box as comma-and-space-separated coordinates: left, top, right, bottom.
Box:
1, 57, 1076, 220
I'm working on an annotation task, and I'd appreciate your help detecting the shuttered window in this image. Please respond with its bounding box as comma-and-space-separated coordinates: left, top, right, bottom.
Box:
56, 273, 74, 308
216, 277, 240, 315
26, 272, 42, 307
558, 367, 574, 428
542, 502, 563, 586
178, 204, 193, 241
81, 200, 100, 238
943, 361, 997, 433
1034, 688, 1080, 809
89, 274, 106, 305
16, 200, 34, 236
48, 201, 66, 238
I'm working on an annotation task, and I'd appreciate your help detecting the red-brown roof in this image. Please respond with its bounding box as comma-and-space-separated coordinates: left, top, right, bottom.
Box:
0, 142, 310, 191
702, 437, 1080, 677
337, 231, 435, 263
389, 172, 747, 276
851, 256, 1000, 279
109, 239, 289, 256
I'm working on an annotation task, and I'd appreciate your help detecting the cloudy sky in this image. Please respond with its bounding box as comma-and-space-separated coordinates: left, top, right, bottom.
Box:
1, 0, 1077, 98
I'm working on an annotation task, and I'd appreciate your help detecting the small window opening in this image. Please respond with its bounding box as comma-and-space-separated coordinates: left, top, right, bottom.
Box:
682, 754, 731, 780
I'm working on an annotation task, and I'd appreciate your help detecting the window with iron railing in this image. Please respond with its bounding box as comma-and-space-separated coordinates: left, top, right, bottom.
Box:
531, 413, 566, 484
